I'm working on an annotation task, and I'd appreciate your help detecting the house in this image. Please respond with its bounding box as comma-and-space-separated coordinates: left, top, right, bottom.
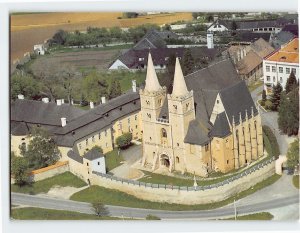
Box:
263, 38, 299, 95
235, 19, 282, 33
229, 38, 275, 82
33, 44, 47, 55
141, 53, 263, 176
233, 31, 271, 43
207, 19, 233, 33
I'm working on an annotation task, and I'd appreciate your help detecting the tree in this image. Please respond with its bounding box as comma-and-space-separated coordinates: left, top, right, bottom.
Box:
146, 214, 161, 220
91, 146, 103, 154
286, 139, 299, 170
285, 71, 298, 94
91, 201, 109, 217
278, 87, 299, 136
108, 77, 122, 99
23, 127, 60, 170
123, 12, 138, 19
270, 83, 282, 111
50, 30, 67, 45
116, 132, 132, 149
182, 49, 195, 76
11, 155, 30, 186
11, 73, 41, 100
82, 71, 109, 103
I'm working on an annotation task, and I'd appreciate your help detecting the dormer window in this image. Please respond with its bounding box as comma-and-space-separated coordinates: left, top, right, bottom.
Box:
119, 106, 122, 111
133, 101, 136, 105
139, 57, 144, 61
72, 131, 75, 135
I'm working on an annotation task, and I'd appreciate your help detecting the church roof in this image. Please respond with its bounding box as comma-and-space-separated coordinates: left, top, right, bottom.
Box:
67, 150, 83, 164
144, 52, 162, 92
209, 112, 231, 138
171, 58, 189, 97
184, 119, 211, 145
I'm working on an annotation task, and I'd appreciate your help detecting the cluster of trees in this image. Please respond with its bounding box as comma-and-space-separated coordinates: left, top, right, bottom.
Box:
116, 132, 132, 149
191, 12, 245, 21
261, 72, 299, 136
50, 24, 161, 47
174, 23, 207, 35
11, 127, 60, 186
286, 139, 299, 171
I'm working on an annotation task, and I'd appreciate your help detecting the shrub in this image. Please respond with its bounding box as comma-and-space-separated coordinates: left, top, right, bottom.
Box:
264, 100, 273, 110
262, 125, 280, 158
116, 132, 132, 149
260, 100, 265, 107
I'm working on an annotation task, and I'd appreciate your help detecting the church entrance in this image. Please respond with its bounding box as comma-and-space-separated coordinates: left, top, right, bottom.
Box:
160, 154, 170, 168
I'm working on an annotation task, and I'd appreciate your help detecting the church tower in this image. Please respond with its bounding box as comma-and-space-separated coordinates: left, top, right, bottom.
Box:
167, 58, 195, 172
140, 53, 167, 167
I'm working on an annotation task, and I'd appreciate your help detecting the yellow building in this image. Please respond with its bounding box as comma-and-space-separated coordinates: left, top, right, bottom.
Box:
140, 53, 263, 176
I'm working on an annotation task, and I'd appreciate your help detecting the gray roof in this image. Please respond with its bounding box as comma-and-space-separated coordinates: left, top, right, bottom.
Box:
281, 24, 298, 36
235, 32, 271, 43
11, 121, 29, 136
11, 100, 86, 126
209, 112, 231, 138
133, 30, 172, 50
83, 148, 104, 161
184, 119, 211, 145
236, 19, 280, 30
270, 31, 295, 50
67, 150, 83, 164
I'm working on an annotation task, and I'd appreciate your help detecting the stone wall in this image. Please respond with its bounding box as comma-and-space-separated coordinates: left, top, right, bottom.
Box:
30, 161, 69, 182
90, 159, 275, 205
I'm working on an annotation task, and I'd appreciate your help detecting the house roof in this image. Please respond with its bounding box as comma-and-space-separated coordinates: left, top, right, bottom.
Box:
250, 38, 275, 58
11, 121, 29, 136
236, 50, 262, 75
184, 119, 211, 145
281, 24, 299, 36
67, 150, 83, 164
83, 148, 104, 161
236, 19, 280, 30
234, 31, 271, 43
270, 31, 295, 49
266, 38, 299, 63
209, 112, 231, 138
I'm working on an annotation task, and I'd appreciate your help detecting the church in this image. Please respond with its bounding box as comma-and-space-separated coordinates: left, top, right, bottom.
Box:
140, 53, 263, 176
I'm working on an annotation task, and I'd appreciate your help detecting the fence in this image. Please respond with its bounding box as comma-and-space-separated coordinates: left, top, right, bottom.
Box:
93, 156, 275, 192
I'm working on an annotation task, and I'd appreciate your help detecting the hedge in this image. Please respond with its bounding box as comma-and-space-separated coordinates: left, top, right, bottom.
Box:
262, 125, 280, 158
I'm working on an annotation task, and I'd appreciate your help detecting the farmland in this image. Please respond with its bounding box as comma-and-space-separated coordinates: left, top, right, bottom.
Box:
10, 12, 193, 61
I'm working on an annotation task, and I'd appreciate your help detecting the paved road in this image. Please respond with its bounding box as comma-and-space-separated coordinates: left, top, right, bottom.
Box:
11, 191, 299, 220
251, 85, 292, 155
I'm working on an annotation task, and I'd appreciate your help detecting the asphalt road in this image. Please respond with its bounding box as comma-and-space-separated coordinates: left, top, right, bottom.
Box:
11, 192, 299, 220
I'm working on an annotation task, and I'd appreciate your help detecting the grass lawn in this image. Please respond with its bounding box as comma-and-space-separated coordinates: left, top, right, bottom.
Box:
70, 174, 281, 211
105, 149, 124, 172
223, 212, 273, 220
292, 175, 299, 189
11, 172, 87, 194
11, 207, 121, 220
248, 80, 263, 92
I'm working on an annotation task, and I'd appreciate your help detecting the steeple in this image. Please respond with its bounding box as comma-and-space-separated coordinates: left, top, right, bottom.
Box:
144, 52, 162, 92
172, 57, 189, 97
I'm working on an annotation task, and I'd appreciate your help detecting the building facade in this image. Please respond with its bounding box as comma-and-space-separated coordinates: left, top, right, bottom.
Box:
263, 38, 299, 95
140, 53, 264, 176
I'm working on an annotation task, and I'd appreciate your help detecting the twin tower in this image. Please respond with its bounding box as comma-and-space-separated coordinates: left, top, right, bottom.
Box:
140, 53, 202, 175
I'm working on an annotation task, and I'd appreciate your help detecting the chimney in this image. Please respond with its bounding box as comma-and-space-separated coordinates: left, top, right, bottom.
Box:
132, 80, 137, 92
101, 96, 106, 104
17, 94, 24, 100
61, 117, 67, 127
56, 99, 62, 106
90, 101, 94, 109
61, 99, 65, 104
42, 97, 49, 103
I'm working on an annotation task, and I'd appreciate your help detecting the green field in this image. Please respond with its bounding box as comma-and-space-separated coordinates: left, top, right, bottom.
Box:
11, 172, 87, 194
70, 174, 281, 211
49, 44, 133, 53
223, 212, 274, 220
293, 175, 299, 189
11, 207, 121, 220
105, 149, 125, 172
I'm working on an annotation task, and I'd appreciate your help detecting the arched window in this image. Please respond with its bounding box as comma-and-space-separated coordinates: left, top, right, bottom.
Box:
176, 157, 180, 163
161, 128, 167, 138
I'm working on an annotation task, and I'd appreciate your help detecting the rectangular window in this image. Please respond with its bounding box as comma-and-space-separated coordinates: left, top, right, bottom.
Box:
98, 162, 100, 165
266, 76, 270, 81
292, 68, 296, 75
279, 67, 283, 73
272, 66, 276, 72
286, 68, 290, 74
266, 65, 270, 72
87, 162, 89, 166
135, 115, 138, 120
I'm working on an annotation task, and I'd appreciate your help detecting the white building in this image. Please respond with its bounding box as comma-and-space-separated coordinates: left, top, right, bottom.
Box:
207, 33, 214, 49
207, 20, 230, 33
263, 38, 299, 95
33, 44, 46, 55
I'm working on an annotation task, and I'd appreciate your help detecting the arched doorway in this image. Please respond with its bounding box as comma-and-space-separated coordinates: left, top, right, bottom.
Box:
160, 154, 170, 168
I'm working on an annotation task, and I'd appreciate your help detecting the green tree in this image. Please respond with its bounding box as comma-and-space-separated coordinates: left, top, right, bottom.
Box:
262, 89, 267, 102
182, 49, 195, 76
11, 155, 30, 186
270, 83, 282, 111
285, 71, 298, 94
286, 139, 299, 170
50, 30, 67, 45
116, 132, 132, 149
11, 73, 41, 100
123, 12, 138, 19
91, 146, 103, 154
108, 77, 122, 99
91, 201, 109, 217
23, 127, 60, 170
82, 71, 109, 103
146, 214, 161, 220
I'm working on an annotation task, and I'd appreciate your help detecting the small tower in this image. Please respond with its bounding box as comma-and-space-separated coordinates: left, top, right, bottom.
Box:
207, 33, 214, 49
168, 58, 195, 148
140, 52, 166, 167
